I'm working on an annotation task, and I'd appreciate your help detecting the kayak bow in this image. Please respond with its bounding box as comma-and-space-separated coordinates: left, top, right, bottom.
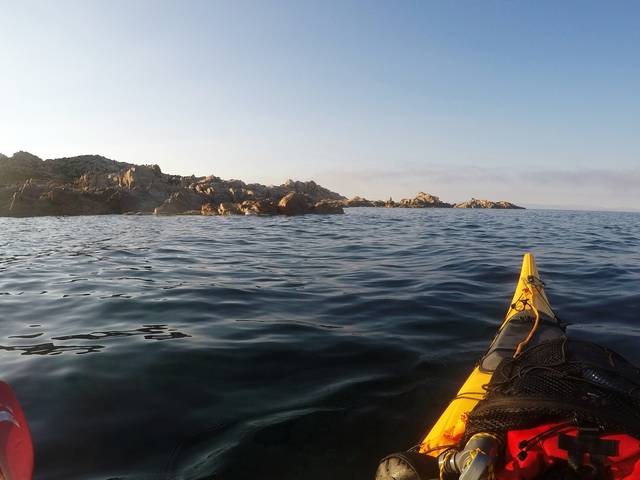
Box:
419, 253, 559, 456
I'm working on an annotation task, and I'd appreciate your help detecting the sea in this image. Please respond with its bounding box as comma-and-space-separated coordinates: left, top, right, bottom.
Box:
1, 208, 639, 480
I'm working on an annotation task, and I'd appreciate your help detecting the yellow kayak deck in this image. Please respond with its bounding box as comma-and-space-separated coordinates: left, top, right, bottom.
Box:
419, 253, 558, 456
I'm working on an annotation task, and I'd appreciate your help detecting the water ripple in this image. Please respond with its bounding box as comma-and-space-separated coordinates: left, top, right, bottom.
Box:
0, 209, 639, 479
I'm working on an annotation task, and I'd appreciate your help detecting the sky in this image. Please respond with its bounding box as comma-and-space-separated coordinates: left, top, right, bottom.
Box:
1, 0, 638, 210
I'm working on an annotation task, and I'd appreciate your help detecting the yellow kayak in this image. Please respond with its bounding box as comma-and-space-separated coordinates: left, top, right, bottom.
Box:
419, 253, 560, 456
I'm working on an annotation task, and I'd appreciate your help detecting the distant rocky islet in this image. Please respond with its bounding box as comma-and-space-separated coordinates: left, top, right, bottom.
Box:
0, 152, 523, 217
342, 193, 523, 209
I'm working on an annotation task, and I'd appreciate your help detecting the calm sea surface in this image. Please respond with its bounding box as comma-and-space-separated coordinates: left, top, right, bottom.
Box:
1, 208, 639, 480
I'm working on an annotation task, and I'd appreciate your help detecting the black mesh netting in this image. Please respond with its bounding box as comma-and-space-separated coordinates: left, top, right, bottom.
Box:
463, 338, 640, 444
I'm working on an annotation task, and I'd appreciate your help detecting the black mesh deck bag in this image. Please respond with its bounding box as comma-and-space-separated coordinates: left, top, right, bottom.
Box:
463, 338, 640, 444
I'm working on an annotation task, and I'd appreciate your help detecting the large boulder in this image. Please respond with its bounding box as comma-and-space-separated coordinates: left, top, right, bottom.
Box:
280, 179, 345, 202
240, 200, 278, 215
105, 188, 157, 213
119, 165, 164, 189
314, 200, 344, 214
154, 190, 205, 215
9, 180, 116, 216
277, 192, 313, 215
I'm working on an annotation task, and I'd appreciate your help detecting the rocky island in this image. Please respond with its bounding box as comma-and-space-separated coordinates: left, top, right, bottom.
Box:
0, 152, 523, 217
343, 192, 523, 209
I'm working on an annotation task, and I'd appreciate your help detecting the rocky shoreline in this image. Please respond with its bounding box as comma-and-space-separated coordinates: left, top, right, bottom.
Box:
0, 152, 523, 217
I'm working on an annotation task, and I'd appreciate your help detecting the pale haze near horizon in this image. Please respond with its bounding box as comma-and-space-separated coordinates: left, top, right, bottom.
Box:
1, 0, 638, 210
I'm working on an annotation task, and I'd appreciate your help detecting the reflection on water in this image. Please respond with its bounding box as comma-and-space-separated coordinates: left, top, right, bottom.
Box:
1, 325, 190, 356
52, 324, 191, 342
0, 210, 639, 480
0, 342, 104, 355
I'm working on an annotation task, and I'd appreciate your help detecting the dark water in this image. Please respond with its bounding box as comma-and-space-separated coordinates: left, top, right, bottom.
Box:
1, 208, 639, 480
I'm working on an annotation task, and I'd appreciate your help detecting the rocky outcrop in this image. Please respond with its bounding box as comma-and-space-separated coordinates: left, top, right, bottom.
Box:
0, 151, 524, 216
240, 200, 278, 215
118, 165, 164, 189
344, 196, 376, 207
454, 198, 524, 209
218, 202, 242, 215
277, 179, 344, 203
275, 195, 344, 215
7, 180, 123, 216
0, 185, 17, 215
201, 203, 217, 216
398, 192, 452, 208
0, 152, 132, 185
200, 200, 280, 216
8, 180, 44, 216
343, 193, 524, 210
313, 200, 344, 214
78, 172, 113, 190
154, 190, 205, 215
277, 192, 312, 215
0, 152, 51, 183
200, 198, 336, 216
343, 192, 452, 209
48, 155, 132, 183
0, 152, 346, 217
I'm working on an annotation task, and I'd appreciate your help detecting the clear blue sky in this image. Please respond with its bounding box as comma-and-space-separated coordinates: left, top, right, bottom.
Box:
1, 0, 638, 209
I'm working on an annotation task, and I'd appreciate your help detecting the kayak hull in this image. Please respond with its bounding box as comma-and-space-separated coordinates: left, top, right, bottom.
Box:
419, 253, 560, 455
0, 381, 34, 480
